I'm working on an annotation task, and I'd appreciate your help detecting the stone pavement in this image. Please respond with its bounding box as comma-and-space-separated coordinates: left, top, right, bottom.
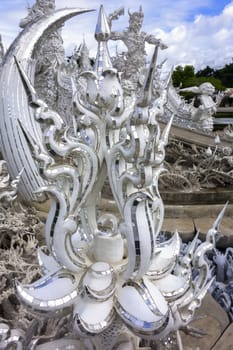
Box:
212, 323, 233, 350
180, 293, 230, 349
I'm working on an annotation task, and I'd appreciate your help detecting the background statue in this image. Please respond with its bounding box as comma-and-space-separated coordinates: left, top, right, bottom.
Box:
19, 0, 65, 116
109, 6, 167, 83
19, 0, 55, 28
180, 82, 217, 131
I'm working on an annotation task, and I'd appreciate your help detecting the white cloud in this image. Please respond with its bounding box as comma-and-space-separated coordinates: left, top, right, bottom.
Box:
223, 2, 233, 16
150, 1, 233, 70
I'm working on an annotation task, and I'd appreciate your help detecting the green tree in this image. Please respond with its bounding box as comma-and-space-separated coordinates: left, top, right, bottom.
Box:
197, 62, 233, 88
172, 65, 195, 87
196, 65, 215, 77
173, 65, 225, 91
214, 63, 233, 87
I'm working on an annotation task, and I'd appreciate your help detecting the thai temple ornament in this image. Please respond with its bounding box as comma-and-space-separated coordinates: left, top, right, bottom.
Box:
19, 0, 56, 28
0, 5, 222, 350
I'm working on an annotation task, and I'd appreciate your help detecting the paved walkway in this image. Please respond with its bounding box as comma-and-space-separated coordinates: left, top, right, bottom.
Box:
180, 293, 231, 350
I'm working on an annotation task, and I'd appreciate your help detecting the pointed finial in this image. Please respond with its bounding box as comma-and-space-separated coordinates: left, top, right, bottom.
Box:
14, 56, 40, 108
95, 5, 111, 42
161, 113, 174, 146
184, 231, 199, 263
137, 44, 159, 107
17, 118, 38, 149
164, 67, 173, 89
94, 5, 112, 76
212, 201, 228, 231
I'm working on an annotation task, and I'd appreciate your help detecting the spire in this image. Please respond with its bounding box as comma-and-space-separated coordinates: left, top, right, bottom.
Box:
94, 5, 112, 77
137, 44, 159, 107
81, 36, 88, 53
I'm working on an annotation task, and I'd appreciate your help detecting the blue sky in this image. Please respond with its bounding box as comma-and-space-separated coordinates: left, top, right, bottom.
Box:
0, 0, 233, 70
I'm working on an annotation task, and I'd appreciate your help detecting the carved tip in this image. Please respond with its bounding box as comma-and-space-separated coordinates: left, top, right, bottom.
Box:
187, 231, 199, 255
137, 45, 159, 107
199, 275, 215, 298
163, 68, 173, 90
161, 113, 174, 146
18, 167, 25, 176
17, 118, 37, 148
213, 201, 228, 230
95, 5, 111, 41
14, 55, 39, 107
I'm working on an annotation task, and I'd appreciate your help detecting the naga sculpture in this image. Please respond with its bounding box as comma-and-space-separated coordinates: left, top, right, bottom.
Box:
0, 5, 225, 350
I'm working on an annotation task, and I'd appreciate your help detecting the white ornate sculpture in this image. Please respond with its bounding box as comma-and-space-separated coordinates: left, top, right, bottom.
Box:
0, 5, 224, 350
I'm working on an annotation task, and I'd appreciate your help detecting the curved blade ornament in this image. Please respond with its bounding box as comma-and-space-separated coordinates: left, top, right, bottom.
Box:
114, 277, 172, 340
147, 231, 181, 280
39, 186, 92, 272
0, 8, 94, 202
15, 269, 82, 314
121, 193, 155, 280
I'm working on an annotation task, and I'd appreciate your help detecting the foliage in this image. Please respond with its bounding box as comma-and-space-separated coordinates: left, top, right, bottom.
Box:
196, 65, 215, 78
197, 62, 233, 88
172, 65, 195, 87
172, 64, 225, 91
213, 63, 233, 88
